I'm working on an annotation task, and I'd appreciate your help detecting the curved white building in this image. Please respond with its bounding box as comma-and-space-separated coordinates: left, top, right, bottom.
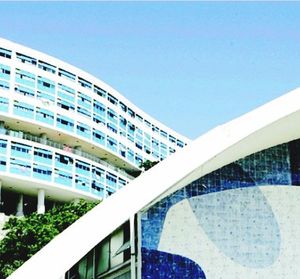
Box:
0, 38, 189, 215
8, 87, 300, 279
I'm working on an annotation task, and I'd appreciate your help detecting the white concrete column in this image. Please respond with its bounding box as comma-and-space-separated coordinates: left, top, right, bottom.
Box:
37, 189, 45, 214
16, 194, 24, 217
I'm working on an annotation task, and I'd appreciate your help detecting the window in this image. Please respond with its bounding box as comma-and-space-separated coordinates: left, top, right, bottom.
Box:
75, 175, 90, 192
55, 153, 73, 171
36, 107, 54, 125
13, 101, 34, 119
107, 93, 118, 105
54, 169, 72, 187
169, 135, 176, 144
34, 147, 52, 165
107, 136, 117, 152
0, 97, 9, 112
92, 167, 105, 183
127, 107, 135, 118
77, 92, 92, 109
177, 139, 184, 148
107, 108, 117, 124
16, 53, 37, 65
37, 76, 55, 94
119, 116, 127, 130
10, 158, 31, 177
160, 130, 168, 138
0, 139, 7, 155
75, 160, 90, 177
0, 47, 11, 59
78, 77, 92, 89
93, 100, 106, 116
33, 164, 52, 181
38, 60, 56, 74
57, 98, 75, 111
76, 122, 91, 139
56, 114, 74, 132
58, 68, 75, 81
93, 114, 105, 126
107, 122, 117, 134
94, 85, 106, 98
77, 106, 91, 118
119, 102, 127, 112
92, 129, 105, 146
37, 91, 55, 105
119, 143, 126, 158
0, 80, 9, 90
15, 69, 35, 88
0, 64, 10, 80
58, 83, 75, 102
15, 85, 35, 97
106, 172, 117, 188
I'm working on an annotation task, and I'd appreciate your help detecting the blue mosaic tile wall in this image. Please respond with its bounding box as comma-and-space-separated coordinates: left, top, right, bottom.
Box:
141, 139, 300, 278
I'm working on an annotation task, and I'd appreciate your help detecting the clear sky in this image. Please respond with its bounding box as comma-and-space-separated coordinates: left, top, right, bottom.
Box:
1, 2, 300, 139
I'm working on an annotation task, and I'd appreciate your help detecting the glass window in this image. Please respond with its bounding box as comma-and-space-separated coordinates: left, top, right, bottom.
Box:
38, 60, 56, 74
119, 102, 127, 112
107, 136, 117, 152
106, 172, 117, 188
58, 68, 75, 81
93, 114, 105, 126
119, 143, 126, 158
0, 47, 11, 59
107, 122, 117, 134
37, 91, 55, 105
107, 93, 118, 106
55, 153, 73, 171
77, 92, 92, 109
34, 147, 52, 165
94, 85, 106, 98
10, 158, 31, 177
177, 139, 184, 148
37, 76, 55, 94
78, 77, 92, 89
0, 80, 9, 90
93, 100, 106, 116
36, 107, 54, 125
169, 135, 176, 144
107, 108, 117, 124
0, 97, 9, 113
57, 98, 75, 111
127, 107, 135, 118
75, 175, 90, 192
16, 53, 37, 66
0, 64, 10, 80
54, 169, 72, 187
0, 139, 7, 155
92, 129, 105, 146
92, 167, 105, 183
56, 114, 74, 132
75, 160, 90, 177
33, 163, 52, 181
15, 85, 35, 97
76, 122, 91, 139
13, 101, 34, 119
58, 83, 75, 102
15, 68, 35, 88
160, 130, 168, 139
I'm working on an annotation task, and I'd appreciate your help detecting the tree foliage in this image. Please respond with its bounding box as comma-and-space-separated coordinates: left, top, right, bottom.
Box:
139, 160, 159, 171
0, 200, 98, 278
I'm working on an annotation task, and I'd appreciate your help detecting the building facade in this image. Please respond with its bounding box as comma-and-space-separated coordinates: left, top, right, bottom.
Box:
0, 38, 189, 216
9, 87, 300, 279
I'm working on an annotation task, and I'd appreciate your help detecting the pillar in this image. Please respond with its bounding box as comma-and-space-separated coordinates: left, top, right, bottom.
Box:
37, 189, 45, 214
40, 133, 47, 144
16, 194, 24, 217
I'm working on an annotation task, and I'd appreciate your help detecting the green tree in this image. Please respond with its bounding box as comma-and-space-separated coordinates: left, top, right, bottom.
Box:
139, 160, 159, 171
0, 200, 98, 278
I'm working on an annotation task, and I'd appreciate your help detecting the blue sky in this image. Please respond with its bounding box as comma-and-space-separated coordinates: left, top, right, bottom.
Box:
1, 2, 300, 139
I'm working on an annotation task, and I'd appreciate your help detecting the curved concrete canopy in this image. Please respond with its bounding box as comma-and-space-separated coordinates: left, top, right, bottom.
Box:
8, 87, 300, 279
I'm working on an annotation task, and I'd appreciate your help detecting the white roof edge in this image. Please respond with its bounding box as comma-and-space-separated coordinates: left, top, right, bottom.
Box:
8, 87, 300, 279
0, 37, 189, 142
